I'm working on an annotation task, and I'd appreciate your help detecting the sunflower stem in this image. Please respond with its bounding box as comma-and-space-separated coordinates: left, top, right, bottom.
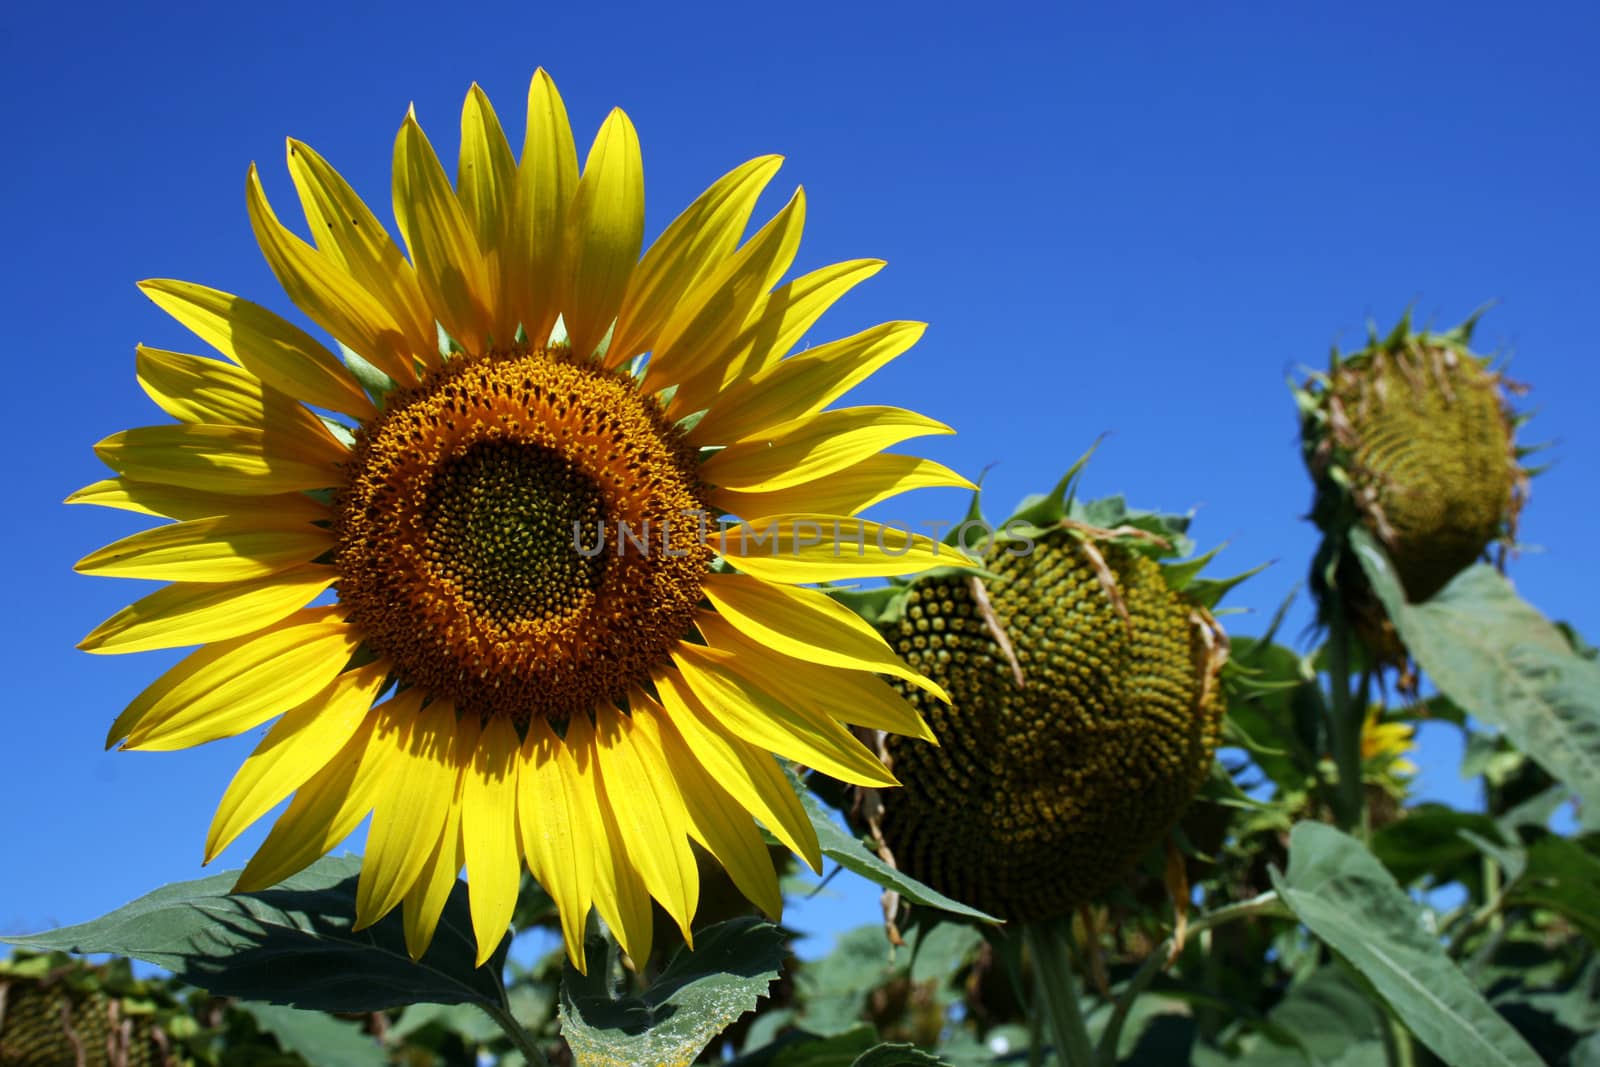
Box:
481, 998, 552, 1067
1024, 919, 1095, 1067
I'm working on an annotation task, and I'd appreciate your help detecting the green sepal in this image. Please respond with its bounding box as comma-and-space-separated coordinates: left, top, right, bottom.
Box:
338, 342, 398, 406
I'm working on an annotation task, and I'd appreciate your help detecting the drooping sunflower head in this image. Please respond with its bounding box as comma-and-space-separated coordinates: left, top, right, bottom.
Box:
1296, 311, 1531, 668
837, 465, 1239, 922
71, 71, 979, 972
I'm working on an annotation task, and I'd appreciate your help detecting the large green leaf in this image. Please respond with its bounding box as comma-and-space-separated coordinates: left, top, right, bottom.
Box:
238, 1002, 388, 1067
795, 783, 1001, 925
1271, 822, 1544, 1067
559, 917, 784, 1067
0, 856, 506, 1013
1227, 967, 1386, 1067
1352, 530, 1600, 827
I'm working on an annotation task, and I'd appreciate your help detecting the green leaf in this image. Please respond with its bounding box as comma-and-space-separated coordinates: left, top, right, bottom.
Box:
796, 783, 1001, 925
1352, 530, 1600, 829
850, 1042, 954, 1066
1271, 822, 1544, 1067
794, 926, 908, 1037
1227, 968, 1385, 1067
908, 921, 983, 984
770, 1026, 877, 1066
237, 1002, 387, 1067
559, 917, 784, 1067
1506, 836, 1600, 946
0, 856, 506, 1013
1369, 806, 1505, 887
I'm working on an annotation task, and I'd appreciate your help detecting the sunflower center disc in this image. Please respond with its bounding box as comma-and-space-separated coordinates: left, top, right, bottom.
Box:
334, 349, 712, 723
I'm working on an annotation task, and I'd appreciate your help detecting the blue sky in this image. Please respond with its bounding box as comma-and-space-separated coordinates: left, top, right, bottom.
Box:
2, 1, 1596, 955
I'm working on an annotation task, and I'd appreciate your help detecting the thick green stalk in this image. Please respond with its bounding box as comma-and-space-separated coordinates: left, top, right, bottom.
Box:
1023, 919, 1095, 1067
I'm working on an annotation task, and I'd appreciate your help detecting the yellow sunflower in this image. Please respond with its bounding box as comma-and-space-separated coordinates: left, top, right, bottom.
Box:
70, 70, 974, 972
1361, 705, 1419, 778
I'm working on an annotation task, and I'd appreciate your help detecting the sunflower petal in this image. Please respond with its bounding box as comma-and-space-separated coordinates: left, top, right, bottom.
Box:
712, 515, 974, 583
65, 478, 331, 523
80, 566, 337, 655
518, 717, 596, 974
711, 454, 974, 520
565, 714, 654, 965
563, 109, 644, 361
646, 189, 805, 393
508, 69, 578, 349
75, 516, 332, 583
404, 782, 466, 960
139, 279, 377, 420
462, 715, 521, 966
394, 109, 494, 354
592, 703, 698, 944
607, 155, 783, 367
695, 611, 935, 743
110, 606, 357, 752
630, 688, 782, 919
668, 259, 884, 415
700, 572, 948, 701
205, 661, 390, 862
234, 707, 397, 893
246, 164, 419, 386
699, 407, 952, 493
672, 645, 896, 787
651, 666, 821, 871
691, 321, 926, 445
286, 139, 438, 370
357, 695, 458, 929
137, 346, 345, 449
458, 84, 518, 345
94, 425, 338, 495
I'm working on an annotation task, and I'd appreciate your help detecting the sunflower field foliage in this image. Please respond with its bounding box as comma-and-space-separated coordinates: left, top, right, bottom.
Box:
6, 72, 1598, 1067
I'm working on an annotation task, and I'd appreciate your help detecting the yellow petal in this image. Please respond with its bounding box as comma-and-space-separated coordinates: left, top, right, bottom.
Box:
696, 611, 935, 743
394, 109, 493, 354
137, 346, 345, 448
566, 714, 655, 965
404, 781, 466, 960
75, 516, 332, 583
562, 108, 644, 361
629, 688, 782, 919
139, 279, 377, 420
592, 703, 698, 944
286, 139, 438, 371
357, 695, 460, 929
93, 424, 338, 495
691, 321, 927, 446
65, 477, 330, 523
645, 189, 805, 394
508, 69, 578, 349
457, 84, 519, 345
518, 717, 596, 973
712, 515, 975, 584
234, 706, 397, 893
699, 406, 952, 493
80, 565, 337, 655
205, 661, 391, 862
607, 155, 783, 368
672, 645, 896, 787
711, 454, 974, 520
651, 666, 821, 872
668, 259, 884, 416
246, 164, 419, 387
700, 572, 947, 701
462, 715, 521, 967
110, 606, 358, 752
